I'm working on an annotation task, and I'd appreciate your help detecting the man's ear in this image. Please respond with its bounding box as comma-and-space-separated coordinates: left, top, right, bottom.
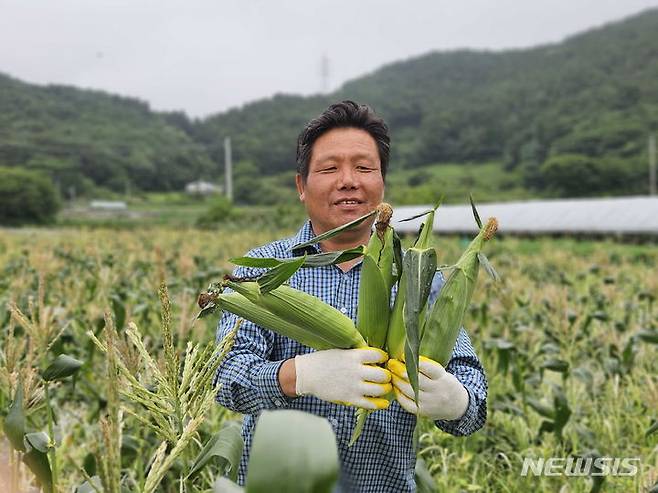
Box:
295, 173, 305, 202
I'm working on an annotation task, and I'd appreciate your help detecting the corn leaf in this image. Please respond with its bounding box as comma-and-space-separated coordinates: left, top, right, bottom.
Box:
478, 252, 500, 282
646, 420, 658, 437
349, 409, 371, 447
4, 380, 26, 452
188, 420, 244, 481
75, 476, 102, 493
293, 210, 377, 249
229, 257, 282, 268
470, 194, 482, 228
214, 477, 245, 493
415, 458, 435, 493
23, 447, 53, 493
25, 431, 50, 453
399, 197, 443, 224
403, 248, 438, 401
637, 329, 658, 344
195, 302, 220, 320
42, 354, 83, 382
392, 231, 403, 283
398, 208, 435, 222
257, 256, 305, 293
231, 247, 365, 269
246, 410, 339, 493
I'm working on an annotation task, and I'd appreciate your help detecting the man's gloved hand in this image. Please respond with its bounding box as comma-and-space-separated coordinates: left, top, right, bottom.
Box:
387, 356, 469, 421
295, 347, 392, 410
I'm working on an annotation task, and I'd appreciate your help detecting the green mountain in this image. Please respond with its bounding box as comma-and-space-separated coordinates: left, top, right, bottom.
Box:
1, 8, 657, 200
0, 73, 214, 194
198, 8, 658, 197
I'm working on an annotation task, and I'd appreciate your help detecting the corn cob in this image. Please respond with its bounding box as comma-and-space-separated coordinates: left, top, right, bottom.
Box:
216, 292, 360, 351
385, 205, 437, 361
420, 217, 498, 365
351, 203, 395, 445
356, 203, 394, 348
224, 280, 367, 349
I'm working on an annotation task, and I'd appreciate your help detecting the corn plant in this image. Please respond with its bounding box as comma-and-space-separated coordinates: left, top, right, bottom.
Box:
87, 283, 238, 493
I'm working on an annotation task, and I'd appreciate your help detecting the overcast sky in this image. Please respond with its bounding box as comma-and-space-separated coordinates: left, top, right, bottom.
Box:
1, 0, 657, 117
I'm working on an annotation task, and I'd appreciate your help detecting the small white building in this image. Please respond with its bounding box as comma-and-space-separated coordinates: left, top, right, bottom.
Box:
185, 180, 223, 196
89, 200, 127, 210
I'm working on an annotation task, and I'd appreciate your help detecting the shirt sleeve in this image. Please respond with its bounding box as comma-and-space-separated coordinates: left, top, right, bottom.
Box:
213, 264, 294, 415
426, 271, 488, 436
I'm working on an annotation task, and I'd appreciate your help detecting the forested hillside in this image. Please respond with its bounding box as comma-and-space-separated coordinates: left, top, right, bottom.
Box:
0, 74, 215, 195
199, 8, 658, 197
1, 8, 656, 200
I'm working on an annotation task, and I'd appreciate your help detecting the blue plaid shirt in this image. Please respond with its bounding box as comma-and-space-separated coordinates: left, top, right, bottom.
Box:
214, 221, 487, 492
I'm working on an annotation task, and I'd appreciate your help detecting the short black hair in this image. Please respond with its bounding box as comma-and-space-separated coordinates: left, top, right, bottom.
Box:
296, 100, 390, 182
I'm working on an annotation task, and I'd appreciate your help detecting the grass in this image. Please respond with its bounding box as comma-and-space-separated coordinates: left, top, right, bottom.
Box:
385, 161, 533, 205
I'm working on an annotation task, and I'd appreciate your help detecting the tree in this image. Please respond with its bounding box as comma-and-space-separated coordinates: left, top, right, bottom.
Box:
0, 167, 61, 225
538, 154, 641, 197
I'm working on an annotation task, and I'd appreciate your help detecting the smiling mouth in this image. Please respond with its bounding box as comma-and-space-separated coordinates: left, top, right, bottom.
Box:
334, 199, 363, 205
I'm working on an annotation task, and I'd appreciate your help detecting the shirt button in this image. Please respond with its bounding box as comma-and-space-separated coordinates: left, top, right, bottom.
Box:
340, 307, 347, 314
273, 399, 282, 407
329, 418, 338, 427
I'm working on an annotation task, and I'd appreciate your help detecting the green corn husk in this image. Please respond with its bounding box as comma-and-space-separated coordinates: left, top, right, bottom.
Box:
385, 204, 438, 362
225, 281, 367, 349
402, 247, 438, 401
385, 273, 407, 361
356, 203, 394, 348
351, 204, 395, 446
356, 255, 390, 348
420, 217, 498, 365
216, 292, 357, 351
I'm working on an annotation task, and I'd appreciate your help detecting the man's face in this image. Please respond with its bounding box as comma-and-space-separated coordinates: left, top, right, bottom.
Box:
295, 127, 385, 236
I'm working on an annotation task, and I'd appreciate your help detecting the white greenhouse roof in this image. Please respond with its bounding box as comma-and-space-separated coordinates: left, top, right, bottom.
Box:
391, 196, 658, 236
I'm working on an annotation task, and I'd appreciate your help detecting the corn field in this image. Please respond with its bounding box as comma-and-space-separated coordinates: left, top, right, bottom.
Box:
0, 227, 656, 492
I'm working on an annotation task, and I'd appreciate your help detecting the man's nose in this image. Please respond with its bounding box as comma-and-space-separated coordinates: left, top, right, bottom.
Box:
337, 168, 358, 189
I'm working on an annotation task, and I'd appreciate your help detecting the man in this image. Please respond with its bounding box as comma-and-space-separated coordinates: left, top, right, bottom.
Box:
214, 100, 487, 492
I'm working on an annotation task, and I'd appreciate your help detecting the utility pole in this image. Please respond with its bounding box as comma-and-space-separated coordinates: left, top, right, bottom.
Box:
649, 133, 656, 196
224, 137, 233, 202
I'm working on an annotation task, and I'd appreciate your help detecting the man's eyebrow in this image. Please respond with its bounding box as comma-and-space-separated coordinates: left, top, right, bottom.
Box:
313, 152, 376, 164
351, 153, 377, 163
312, 153, 341, 164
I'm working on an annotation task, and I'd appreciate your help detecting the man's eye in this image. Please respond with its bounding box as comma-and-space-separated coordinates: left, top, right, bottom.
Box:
357, 165, 373, 171
319, 167, 336, 173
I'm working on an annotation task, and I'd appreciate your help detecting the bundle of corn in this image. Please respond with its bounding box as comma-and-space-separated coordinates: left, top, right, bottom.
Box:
196, 206, 390, 358
350, 203, 397, 444
197, 205, 395, 445
196, 208, 380, 341
197, 199, 499, 444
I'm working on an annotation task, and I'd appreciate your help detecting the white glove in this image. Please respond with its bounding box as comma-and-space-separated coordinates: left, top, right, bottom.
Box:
295, 347, 392, 410
387, 356, 469, 421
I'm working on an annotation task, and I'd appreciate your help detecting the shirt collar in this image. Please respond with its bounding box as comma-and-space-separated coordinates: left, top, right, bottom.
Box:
288, 220, 321, 256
